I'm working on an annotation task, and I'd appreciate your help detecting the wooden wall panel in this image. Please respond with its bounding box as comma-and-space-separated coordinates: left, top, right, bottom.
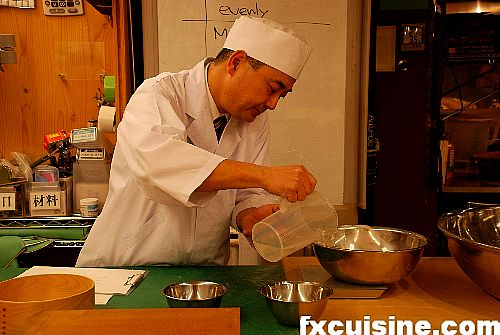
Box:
113, 0, 130, 119
0, 3, 121, 162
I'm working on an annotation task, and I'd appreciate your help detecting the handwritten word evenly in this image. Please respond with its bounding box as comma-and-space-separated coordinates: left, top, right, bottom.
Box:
219, 3, 269, 18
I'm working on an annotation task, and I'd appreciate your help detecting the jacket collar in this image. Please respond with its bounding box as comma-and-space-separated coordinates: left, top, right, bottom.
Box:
185, 58, 241, 156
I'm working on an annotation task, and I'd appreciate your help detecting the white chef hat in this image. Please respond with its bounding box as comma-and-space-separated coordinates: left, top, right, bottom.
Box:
223, 16, 312, 80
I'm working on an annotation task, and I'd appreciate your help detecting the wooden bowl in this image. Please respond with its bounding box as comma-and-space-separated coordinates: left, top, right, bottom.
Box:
0, 274, 95, 334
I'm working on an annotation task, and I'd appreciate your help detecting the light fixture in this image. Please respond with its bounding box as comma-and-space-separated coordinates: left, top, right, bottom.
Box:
446, 0, 500, 15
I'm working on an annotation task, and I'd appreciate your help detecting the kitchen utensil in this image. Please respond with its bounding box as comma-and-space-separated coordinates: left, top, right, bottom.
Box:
313, 225, 428, 285
0, 273, 95, 334
162, 280, 227, 308
259, 281, 333, 327
438, 206, 500, 299
252, 191, 337, 262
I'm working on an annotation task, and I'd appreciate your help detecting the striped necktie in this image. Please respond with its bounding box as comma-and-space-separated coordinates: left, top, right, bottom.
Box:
213, 115, 228, 141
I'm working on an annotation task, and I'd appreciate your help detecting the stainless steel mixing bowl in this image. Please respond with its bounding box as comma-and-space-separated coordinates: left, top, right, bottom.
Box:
438, 206, 500, 300
162, 281, 227, 308
259, 281, 333, 327
313, 225, 428, 285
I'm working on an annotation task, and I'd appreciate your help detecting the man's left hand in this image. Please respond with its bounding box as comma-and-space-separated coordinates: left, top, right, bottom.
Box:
236, 204, 279, 237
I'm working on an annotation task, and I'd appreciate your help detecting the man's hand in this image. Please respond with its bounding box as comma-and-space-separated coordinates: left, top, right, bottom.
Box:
196, 160, 317, 203
264, 165, 317, 203
236, 204, 279, 237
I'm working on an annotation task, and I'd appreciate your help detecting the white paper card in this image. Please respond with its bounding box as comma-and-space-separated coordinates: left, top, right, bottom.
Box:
18, 266, 147, 296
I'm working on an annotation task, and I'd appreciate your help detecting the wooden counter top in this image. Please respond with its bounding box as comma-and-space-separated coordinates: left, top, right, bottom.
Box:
26, 308, 240, 335
282, 257, 498, 324
2, 258, 496, 334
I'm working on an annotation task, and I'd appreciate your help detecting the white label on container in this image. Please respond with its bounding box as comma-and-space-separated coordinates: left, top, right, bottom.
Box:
77, 147, 105, 160
0, 192, 16, 210
71, 127, 98, 144
29, 191, 61, 210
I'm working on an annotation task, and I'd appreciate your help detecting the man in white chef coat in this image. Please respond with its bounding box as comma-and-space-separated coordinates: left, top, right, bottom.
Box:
76, 16, 315, 267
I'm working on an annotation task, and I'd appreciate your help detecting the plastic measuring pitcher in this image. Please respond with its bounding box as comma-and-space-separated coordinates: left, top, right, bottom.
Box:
252, 191, 338, 262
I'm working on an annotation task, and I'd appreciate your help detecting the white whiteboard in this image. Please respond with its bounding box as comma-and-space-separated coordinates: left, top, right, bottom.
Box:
155, 0, 349, 205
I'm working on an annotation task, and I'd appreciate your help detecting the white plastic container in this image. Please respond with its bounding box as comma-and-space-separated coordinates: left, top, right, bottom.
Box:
80, 198, 99, 217
252, 191, 338, 262
72, 160, 110, 214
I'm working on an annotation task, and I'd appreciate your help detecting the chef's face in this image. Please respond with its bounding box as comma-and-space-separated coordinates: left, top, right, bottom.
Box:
221, 51, 296, 122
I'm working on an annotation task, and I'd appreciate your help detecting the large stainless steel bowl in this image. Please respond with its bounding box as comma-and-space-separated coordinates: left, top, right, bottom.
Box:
162, 281, 227, 308
259, 281, 333, 327
313, 226, 428, 285
438, 206, 500, 300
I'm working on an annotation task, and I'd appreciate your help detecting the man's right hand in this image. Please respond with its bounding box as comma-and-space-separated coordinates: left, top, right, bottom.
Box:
263, 165, 317, 202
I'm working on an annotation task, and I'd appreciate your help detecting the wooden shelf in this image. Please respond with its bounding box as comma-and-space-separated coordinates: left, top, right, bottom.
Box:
442, 176, 500, 193
442, 185, 500, 193
441, 159, 500, 193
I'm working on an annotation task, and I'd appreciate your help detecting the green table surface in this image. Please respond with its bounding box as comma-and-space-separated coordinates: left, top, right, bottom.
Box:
0, 265, 299, 335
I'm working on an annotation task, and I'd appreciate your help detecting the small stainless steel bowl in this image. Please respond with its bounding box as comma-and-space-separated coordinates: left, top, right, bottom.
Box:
162, 281, 227, 308
438, 206, 500, 299
313, 225, 428, 285
259, 281, 333, 327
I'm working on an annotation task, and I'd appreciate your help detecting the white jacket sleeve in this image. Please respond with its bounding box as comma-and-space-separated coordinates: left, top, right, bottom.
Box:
116, 77, 224, 207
